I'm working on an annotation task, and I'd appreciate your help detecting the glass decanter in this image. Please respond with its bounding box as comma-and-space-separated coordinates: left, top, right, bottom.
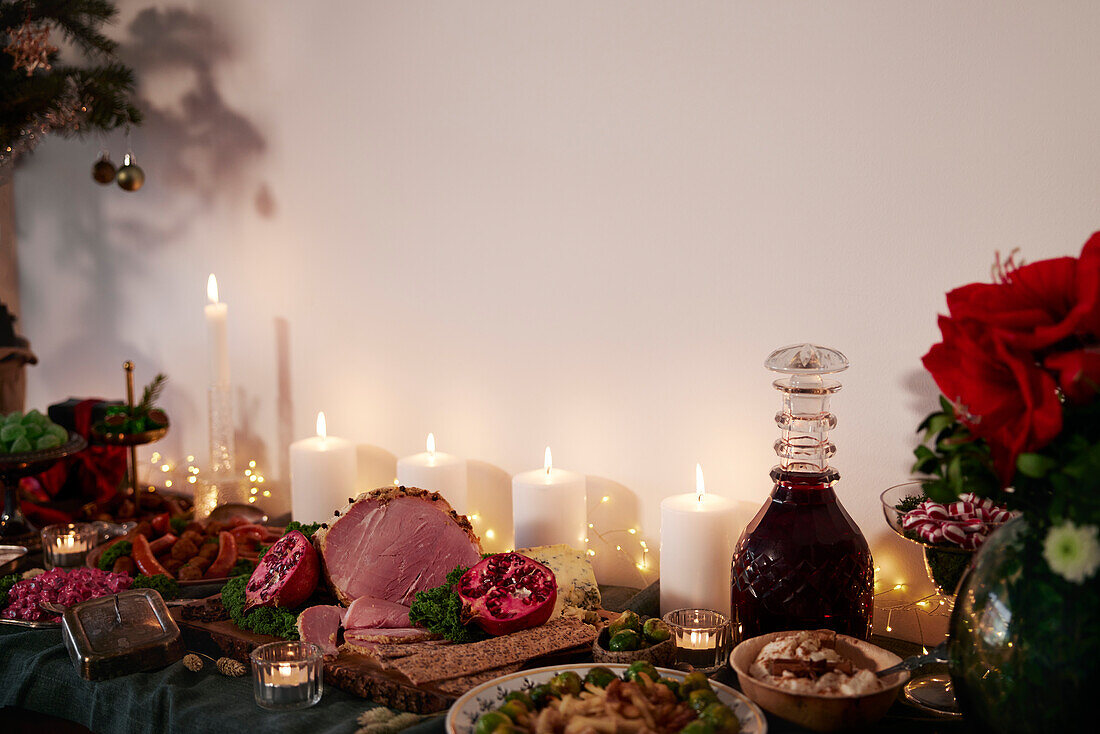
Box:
730, 344, 874, 640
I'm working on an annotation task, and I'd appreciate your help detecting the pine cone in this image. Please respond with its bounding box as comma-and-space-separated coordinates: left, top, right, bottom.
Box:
216, 657, 247, 677
183, 654, 203, 672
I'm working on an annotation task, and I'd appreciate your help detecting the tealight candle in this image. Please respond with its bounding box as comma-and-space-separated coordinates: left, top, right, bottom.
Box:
290, 412, 358, 524
659, 465, 738, 615
251, 641, 323, 710
396, 433, 468, 514
663, 608, 731, 672
512, 447, 587, 549
41, 523, 97, 570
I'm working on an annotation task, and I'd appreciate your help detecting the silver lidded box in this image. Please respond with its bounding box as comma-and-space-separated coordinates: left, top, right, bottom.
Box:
61, 588, 184, 680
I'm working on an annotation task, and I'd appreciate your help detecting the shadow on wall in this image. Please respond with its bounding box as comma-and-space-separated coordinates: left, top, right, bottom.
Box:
20, 4, 271, 402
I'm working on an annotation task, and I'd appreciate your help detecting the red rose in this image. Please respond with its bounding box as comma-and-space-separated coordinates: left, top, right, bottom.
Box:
944, 231, 1100, 350
1044, 348, 1100, 403
923, 316, 1062, 483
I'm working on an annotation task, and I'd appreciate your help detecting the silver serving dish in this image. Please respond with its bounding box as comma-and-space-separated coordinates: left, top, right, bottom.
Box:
0, 544, 27, 575
61, 588, 184, 680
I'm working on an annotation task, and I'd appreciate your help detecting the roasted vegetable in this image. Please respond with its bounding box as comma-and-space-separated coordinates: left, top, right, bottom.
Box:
97, 540, 133, 572
220, 575, 299, 640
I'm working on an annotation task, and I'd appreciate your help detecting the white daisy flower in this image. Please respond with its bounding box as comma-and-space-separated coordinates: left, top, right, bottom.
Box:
1043, 521, 1100, 584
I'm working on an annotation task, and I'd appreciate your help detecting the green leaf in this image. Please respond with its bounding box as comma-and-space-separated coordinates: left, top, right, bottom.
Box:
1017, 453, 1058, 478
924, 413, 955, 440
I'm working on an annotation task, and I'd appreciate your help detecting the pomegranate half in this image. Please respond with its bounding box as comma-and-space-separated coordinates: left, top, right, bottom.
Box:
244, 530, 320, 610
456, 552, 557, 635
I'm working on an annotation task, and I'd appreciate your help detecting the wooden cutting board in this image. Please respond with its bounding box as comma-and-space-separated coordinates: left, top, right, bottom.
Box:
171, 608, 606, 713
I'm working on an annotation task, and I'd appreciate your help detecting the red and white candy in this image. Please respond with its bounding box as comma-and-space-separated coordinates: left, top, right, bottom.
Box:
901, 494, 1012, 550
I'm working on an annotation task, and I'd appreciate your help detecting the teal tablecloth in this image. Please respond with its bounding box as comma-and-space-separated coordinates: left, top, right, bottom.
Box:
0, 626, 446, 734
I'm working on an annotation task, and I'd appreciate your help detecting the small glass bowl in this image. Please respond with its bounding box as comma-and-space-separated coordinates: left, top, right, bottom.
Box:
250, 641, 323, 710
662, 608, 731, 673
41, 523, 98, 570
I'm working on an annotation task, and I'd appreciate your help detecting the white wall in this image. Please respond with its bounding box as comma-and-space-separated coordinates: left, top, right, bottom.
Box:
11, 1, 1100, 641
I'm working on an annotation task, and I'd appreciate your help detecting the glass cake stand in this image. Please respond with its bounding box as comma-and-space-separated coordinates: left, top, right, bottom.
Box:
0, 433, 88, 547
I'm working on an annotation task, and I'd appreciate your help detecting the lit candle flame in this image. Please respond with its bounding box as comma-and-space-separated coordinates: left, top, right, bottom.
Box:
544, 446, 552, 476
316, 412, 327, 440
426, 432, 435, 457
696, 463, 705, 502
207, 273, 219, 303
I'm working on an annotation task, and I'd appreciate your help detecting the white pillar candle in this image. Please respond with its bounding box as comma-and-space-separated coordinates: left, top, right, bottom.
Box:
290, 412, 358, 524
660, 465, 738, 616
204, 274, 230, 387
396, 433, 468, 514
512, 447, 587, 550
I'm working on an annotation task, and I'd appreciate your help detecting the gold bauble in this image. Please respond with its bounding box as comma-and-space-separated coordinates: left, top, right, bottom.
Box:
116, 153, 145, 192
92, 155, 116, 184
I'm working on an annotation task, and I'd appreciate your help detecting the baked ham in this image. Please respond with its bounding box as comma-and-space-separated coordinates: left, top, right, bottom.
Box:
296, 605, 345, 656
315, 486, 482, 606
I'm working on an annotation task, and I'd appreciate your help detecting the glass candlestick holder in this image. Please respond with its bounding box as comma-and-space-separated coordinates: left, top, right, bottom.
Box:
662, 608, 731, 673
42, 523, 98, 569
208, 383, 235, 478
251, 641, 323, 710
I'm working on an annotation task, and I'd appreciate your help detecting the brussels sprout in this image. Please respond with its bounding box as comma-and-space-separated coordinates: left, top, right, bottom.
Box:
688, 689, 720, 713
474, 711, 511, 734
503, 691, 533, 711
528, 684, 557, 707
679, 719, 716, 734
655, 677, 681, 697
625, 660, 659, 684
607, 610, 642, 637
679, 671, 712, 698
498, 699, 529, 723
584, 667, 618, 688
701, 702, 741, 734
550, 671, 583, 696
642, 618, 671, 643
608, 629, 641, 652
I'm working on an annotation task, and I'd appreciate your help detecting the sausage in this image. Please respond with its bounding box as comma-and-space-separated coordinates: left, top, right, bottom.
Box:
131, 534, 171, 577
203, 531, 238, 579
149, 533, 178, 555
229, 524, 270, 544
150, 512, 171, 535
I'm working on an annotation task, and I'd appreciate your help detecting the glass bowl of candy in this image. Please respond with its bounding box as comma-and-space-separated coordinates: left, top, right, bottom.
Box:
880, 481, 1015, 596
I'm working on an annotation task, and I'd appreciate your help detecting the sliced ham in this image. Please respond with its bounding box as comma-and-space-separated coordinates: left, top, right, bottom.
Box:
296, 605, 345, 656
343, 627, 436, 648
344, 596, 412, 630
315, 486, 482, 606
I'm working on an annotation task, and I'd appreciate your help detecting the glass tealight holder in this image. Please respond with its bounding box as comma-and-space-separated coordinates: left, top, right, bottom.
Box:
41, 523, 98, 570
662, 608, 731, 673
251, 641, 323, 710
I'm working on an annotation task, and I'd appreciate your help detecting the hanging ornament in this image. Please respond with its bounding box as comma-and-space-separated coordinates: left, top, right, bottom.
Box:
116, 152, 145, 192
92, 152, 116, 184
4, 17, 58, 77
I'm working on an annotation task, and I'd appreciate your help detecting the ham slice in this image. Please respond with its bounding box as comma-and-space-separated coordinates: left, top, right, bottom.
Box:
344, 596, 412, 630
343, 627, 436, 648
296, 605, 345, 656
315, 486, 482, 606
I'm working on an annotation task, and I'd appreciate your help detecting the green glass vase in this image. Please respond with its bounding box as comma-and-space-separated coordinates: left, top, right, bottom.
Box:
949, 516, 1097, 731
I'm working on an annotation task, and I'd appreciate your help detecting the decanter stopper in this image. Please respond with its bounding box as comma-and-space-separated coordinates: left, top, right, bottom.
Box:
765, 344, 848, 473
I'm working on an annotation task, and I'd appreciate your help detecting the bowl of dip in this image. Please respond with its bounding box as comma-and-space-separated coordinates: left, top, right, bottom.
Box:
730, 630, 910, 732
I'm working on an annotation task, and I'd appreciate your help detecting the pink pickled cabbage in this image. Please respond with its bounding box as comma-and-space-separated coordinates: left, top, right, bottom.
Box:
2, 567, 133, 621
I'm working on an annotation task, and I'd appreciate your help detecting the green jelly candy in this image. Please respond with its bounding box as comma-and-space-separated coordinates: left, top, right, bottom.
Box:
0, 424, 26, 442
10, 436, 32, 453
21, 409, 43, 423
3, 411, 21, 424
36, 435, 61, 450
24, 423, 44, 440
47, 425, 68, 441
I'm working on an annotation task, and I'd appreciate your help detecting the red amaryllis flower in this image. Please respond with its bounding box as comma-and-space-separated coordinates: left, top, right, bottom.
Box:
1044, 349, 1100, 403
944, 231, 1100, 350
923, 316, 1062, 483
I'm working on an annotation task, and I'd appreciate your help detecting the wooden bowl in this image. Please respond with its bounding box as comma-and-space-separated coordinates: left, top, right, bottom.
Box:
592, 626, 676, 667
729, 631, 910, 733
